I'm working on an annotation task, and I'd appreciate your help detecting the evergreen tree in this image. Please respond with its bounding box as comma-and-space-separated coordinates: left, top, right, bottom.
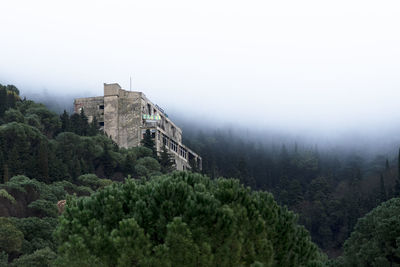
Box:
55, 173, 324, 266
88, 116, 100, 136
79, 109, 89, 136
159, 144, 175, 173
38, 141, 49, 182
141, 129, 157, 158
0, 87, 7, 117
395, 148, 400, 196
3, 164, 9, 183
379, 173, 386, 202
101, 144, 115, 178
342, 198, 400, 266
60, 110, 70, 132
69, 113, 81, 134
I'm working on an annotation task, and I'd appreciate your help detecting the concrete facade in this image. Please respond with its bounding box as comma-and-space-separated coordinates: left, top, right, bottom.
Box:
74, 83, 202, 171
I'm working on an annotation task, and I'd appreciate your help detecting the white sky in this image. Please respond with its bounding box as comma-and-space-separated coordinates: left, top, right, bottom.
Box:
1, 0, 400, 135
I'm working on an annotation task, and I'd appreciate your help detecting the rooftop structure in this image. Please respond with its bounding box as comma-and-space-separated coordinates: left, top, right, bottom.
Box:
74, 83, 202, 171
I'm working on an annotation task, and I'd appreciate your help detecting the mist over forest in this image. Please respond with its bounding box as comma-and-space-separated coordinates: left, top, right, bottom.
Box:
23, 88, 400, 160
2, 0, 400, 265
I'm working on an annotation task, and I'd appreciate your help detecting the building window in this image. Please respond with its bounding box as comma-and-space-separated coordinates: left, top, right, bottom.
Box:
99, 121, 104, 126
147, 104, 151, 115
163, 135, 169, 146
179, 146, 187, 158
170, 140, 178, 153
99, 105, 104, 109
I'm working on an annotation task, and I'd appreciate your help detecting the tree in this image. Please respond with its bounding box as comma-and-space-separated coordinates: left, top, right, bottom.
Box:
0, 217, 24, 254
379, 173, 386, 203
396, 148, 400, 197
159, 144, 175, 173
79, 109, 89, 136
10, 247, 57, 267
55, 172, 325, 266
342, 198, 400, 266
141, 129, 156, 158
2, 164, 8, 183
38, 141, 49, 182
60, 110, 70, 132
88, 116, 100, 136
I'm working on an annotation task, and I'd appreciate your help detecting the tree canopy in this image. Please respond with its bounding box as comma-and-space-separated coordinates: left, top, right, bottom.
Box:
55, 172, 324, 266
341, 197, 400, 266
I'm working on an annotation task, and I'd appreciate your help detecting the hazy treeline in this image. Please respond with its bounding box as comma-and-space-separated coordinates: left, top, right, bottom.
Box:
182, 123, 400, 257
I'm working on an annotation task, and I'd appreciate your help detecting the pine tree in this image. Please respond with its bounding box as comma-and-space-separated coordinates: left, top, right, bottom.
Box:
38, 141, 49, 182
0, 88, 7, 117
395, 148, 400, 196
60, 110, 70, 132
141, 129, 157, 158
79, 109, 89, 136
159, 144, 175, 173
3, 164, 9, 183
88, 116, 100, 136
379, 173, 386, 202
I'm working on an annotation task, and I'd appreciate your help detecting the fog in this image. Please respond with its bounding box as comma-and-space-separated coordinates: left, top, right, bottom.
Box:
1, 0, 400, 153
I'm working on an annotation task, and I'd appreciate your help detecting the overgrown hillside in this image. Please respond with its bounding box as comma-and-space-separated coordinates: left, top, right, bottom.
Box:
1, 83, 400, 266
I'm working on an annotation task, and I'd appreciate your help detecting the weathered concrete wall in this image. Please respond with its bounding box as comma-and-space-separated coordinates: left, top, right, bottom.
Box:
104, 85, 119, 143
117, 90, 142, 148
74, 96, 104, 123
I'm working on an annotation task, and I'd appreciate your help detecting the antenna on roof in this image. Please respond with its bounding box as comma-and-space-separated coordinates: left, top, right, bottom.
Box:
130, 76, 132, 91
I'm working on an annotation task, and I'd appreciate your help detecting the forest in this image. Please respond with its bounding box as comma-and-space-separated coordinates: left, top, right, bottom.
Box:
0, 83, 400, 266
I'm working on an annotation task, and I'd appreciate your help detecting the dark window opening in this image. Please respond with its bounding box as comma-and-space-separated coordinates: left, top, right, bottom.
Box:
99, 105, 104, 109
147, 104, 151, 115
99, 122, 104, 126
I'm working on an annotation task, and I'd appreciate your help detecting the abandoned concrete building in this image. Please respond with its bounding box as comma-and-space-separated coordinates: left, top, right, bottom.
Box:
74, 83, 202, 171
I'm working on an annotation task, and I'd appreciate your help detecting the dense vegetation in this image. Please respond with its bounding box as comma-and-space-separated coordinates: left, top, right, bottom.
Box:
0, 83, 400, 266
182, 127, 400, 256
56, 172, 324, 266
340, 197, 400, 266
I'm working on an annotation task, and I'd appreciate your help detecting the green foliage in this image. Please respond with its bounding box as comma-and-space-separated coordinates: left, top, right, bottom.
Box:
77, 174, 101, 188
4, 108, 24, 123
75, 185, 94, 196
395, 148, 400, 197
11, 217, 58, 254
25, 106, 60, 138
342, 197, 400, 266
0, 251, 7, 267
0, 217, 24, 254
55, 172, 323, 266
28, 199, 58, 217
10, 247, 56, 267
2, 175, 66, 202
135, 157, 161, 179
0, 84, 20, 118
0, 188, 16, 204
159, 144, 175, 173
141, 129, 156, 158
0, 122, 49, 179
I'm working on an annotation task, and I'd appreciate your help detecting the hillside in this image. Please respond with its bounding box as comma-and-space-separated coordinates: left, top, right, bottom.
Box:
1, 83, 400, 266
